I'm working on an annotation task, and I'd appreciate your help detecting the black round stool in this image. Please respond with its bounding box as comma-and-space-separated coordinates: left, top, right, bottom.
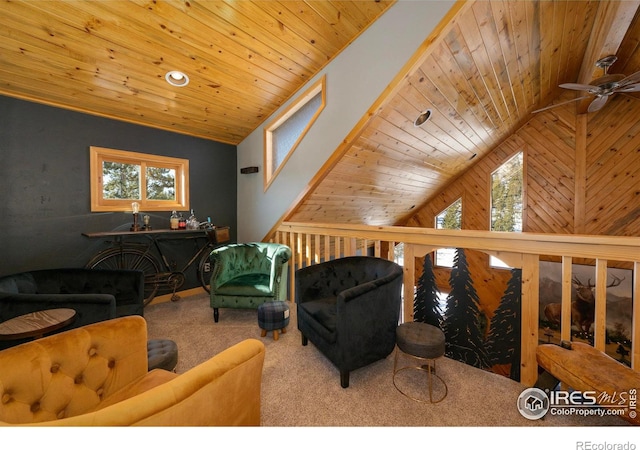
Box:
147, 339, 179, 372
393, 321, 448, 403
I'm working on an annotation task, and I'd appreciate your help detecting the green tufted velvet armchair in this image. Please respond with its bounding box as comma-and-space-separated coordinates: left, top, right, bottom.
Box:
209, 242, 291, 322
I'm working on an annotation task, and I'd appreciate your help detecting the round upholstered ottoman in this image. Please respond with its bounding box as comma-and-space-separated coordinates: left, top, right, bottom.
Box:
393, 321, 447, 403
257, 301, 290, 341
147, 339, 179, 372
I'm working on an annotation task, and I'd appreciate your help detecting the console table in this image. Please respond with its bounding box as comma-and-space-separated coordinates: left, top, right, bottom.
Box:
82, 226, 231, 304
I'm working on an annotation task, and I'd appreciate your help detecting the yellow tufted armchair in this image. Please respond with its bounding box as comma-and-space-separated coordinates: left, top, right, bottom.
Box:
0, 316, 265, 426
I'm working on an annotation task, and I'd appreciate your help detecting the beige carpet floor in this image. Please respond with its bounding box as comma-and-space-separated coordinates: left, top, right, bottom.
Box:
144, 293, 629, 428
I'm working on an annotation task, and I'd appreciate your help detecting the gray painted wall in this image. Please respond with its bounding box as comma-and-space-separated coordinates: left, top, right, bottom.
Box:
236, 0, 455, 242
0, 96, 237, 289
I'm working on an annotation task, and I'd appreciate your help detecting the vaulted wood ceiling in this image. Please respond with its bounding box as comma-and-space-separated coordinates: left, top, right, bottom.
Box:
2, 1, 640, 228
285, 0, 640, 226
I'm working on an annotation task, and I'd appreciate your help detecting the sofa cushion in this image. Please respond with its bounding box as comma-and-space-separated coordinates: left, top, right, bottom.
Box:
299, 297, 337, 343
0, 278, 19, 294
0, 274, 37, 294
215, 274, 272, 297
90, 369, 178, 412
116, 304, 143, 318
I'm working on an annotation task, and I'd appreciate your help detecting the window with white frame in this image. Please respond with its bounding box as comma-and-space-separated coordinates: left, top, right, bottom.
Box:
263, 75, 326, 191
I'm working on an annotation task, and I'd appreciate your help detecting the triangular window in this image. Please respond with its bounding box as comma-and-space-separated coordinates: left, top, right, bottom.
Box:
435, 198, 462, 267
490, 151, 523, 268
263, 75, 326, 191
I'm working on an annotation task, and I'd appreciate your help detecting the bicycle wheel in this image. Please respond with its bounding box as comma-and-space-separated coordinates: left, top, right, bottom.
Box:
86, 247, 161, 306
197, 247, 213, 294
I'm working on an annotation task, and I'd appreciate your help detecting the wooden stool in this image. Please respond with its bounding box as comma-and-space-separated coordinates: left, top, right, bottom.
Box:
393, 321, 448, 403
257, 301, 290, 341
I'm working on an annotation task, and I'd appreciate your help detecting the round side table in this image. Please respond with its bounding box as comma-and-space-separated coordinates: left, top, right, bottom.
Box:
0, 308, 77, 341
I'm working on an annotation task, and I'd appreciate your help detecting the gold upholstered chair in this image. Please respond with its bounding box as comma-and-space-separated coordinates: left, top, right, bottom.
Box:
0, 316, 265, 426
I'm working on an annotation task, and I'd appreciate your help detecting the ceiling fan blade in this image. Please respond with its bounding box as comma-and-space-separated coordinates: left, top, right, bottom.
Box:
617, 83, 640, 93
560, 82, 599, 92
587, 95, 608, 113
618, 71, 640, 86
531, 95, 591, 114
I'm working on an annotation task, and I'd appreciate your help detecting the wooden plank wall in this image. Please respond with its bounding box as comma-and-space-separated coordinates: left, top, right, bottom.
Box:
404, 92, 640, 318
586, 97, 640, 236
522, 97, 577, 235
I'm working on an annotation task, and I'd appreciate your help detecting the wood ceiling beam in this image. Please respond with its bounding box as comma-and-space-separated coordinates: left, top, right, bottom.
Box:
576, 0, 640, 84
573, 1, 640, 115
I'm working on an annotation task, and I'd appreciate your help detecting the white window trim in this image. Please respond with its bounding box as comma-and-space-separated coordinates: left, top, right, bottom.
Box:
263, 75, 326, 191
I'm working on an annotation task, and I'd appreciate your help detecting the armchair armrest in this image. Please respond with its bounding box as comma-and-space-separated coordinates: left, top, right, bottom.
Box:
337, 273, 402, 323
335, 270, 403, 349
267, 244, 291, 297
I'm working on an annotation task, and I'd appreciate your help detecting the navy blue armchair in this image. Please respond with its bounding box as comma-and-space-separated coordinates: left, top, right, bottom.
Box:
295, 256, 403, 388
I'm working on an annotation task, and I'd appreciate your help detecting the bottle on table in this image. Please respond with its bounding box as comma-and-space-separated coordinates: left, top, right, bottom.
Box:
187, 209, 198, 230
170, 210, 179, 230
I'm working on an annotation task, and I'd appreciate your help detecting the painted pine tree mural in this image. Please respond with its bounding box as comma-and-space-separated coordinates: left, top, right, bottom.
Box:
442, 248, 489, 369
485, 268, 522, 381
413, 253, 443, 328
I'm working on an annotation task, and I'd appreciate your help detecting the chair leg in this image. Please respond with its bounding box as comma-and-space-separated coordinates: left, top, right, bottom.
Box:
273, 330, 279, 341
213, 308, 219, 323
302, 335, 308, 346
340, 371, 350, 388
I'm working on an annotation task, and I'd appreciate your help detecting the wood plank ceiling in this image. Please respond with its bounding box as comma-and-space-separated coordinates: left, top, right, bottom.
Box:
2, 1, 640, 228
285, 0, 640, 226
0, 0, 393, 144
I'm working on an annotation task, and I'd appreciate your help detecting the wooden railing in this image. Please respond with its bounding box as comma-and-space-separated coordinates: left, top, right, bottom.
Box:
269, 221, 640, 386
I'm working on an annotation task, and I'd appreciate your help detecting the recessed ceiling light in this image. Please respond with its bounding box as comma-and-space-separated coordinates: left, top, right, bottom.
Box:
165, 70, 189, 87
414, 108, 432, 127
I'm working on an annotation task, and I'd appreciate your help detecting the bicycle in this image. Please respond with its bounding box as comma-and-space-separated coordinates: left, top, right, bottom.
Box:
83, 224, 229, 306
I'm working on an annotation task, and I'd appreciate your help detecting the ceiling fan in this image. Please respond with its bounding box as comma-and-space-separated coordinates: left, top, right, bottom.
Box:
533, 55, 640, 114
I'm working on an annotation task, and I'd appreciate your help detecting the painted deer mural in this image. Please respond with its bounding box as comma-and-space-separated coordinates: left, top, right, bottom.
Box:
543, 275, 624, 333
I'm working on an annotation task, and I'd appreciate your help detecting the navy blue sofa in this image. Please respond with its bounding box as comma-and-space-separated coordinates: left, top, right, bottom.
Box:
0, 268, 144, 349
